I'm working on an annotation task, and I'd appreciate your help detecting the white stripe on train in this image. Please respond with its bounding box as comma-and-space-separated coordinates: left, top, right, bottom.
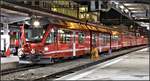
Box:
44, 48, 90, 54
44, 45, 121, 54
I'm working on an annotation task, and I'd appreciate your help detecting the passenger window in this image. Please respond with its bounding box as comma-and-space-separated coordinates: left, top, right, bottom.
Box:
78, 32, 85, 43
102, 34, 105, 46
59, 29, 71, 43
100, 34, 110, 46
92, 33, 97, 45
112, 35, 119, 41
46, 28, 56, 44
104, 34, 110, 46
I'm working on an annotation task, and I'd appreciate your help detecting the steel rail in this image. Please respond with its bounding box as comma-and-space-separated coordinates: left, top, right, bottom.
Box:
1, 45, 146, 77
0, 65, 43, 76
33, 45, 147, 81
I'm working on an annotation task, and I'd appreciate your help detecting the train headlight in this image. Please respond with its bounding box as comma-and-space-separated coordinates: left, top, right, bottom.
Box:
33, 20, 40, 27
44, 47, 49, 51
31, 49, 35, 54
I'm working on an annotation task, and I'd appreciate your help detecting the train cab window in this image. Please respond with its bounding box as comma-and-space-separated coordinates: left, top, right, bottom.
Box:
25, 27, 46, 43
59, 29, 72, 43
46, 28, 57, 44
78, 32, 85, 43
1, 32, 3, 35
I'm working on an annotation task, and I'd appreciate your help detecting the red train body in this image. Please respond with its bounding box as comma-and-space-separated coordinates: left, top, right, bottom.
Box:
18, 17, 148, 64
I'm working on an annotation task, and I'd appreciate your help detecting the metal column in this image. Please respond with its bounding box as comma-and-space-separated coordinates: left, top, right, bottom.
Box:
1, 23, 10, 56
148, 5, 150, 55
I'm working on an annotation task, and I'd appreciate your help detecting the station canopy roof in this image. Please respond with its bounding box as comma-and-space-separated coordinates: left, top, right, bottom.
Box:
0, 8, 29, 24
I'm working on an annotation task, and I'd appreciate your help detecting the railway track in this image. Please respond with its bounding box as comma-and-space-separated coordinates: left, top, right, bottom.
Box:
0, 55, 87, 76
1, 65, 42, 76
33, 46, 147, 81
1, 45, 146, 80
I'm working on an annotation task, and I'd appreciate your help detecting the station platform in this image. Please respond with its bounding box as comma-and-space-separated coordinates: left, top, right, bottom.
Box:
1, 55, 19, 70
56, 48, 149, 80
1, 56, 19, 64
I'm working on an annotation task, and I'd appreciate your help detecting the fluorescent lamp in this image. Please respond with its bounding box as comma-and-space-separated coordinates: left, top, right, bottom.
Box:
128, 7, 142, 10
33, 20, 40, 27
124, 9, 129, 13
119, 5, 124, 9
113, 1, 119, 5
131, 11, 145, 13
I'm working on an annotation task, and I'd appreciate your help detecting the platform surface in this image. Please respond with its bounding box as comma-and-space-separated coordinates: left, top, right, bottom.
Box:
57, 48, 149, 80
1, 55, 19, 64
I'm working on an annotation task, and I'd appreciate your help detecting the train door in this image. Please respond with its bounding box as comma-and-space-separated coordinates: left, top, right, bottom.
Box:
111, 35, 119, 49
117, 34, 122, 49
99, 33, 108, 52
92, 33, 99, 48
44, 27, 57, 57
100, 33, 110, 52
122, 33, 128, 47
58, 28, 73, 57
76, 31, 87, 56
72, 31, 76, 56
99, 33, 102, 52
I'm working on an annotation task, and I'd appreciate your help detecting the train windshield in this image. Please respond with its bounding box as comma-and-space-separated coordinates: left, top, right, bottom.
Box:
25, 28, 46, 43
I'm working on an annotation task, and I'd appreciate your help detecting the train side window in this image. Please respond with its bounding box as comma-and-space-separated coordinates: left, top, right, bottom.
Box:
99, 34, 104, 46
100, 34, 110, 46
112, 35, 119, 42
59, 29, 71, 44
102, 34, 106, 46
46, 28, 56, 44
106, 34, 110, 46
78, 32, 85, 43
92, 33, 97, 46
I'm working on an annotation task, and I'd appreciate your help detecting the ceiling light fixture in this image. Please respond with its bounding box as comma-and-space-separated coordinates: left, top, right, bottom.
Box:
33, 20, 40, 27
113, 1, 119, 5
131, 11, 145, 13
128, 7, 142, 10
124, 9, 129, 13
119, 5, 124, 9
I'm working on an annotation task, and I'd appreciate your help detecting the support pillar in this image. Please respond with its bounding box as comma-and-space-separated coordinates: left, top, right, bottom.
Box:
98, 0, 102, 10
148, 5, 150, 55
3, 23, 10, 56
90, 0, 95, 11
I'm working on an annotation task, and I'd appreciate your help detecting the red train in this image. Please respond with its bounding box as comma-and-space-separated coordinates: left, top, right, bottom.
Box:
18, 17, 148, 64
